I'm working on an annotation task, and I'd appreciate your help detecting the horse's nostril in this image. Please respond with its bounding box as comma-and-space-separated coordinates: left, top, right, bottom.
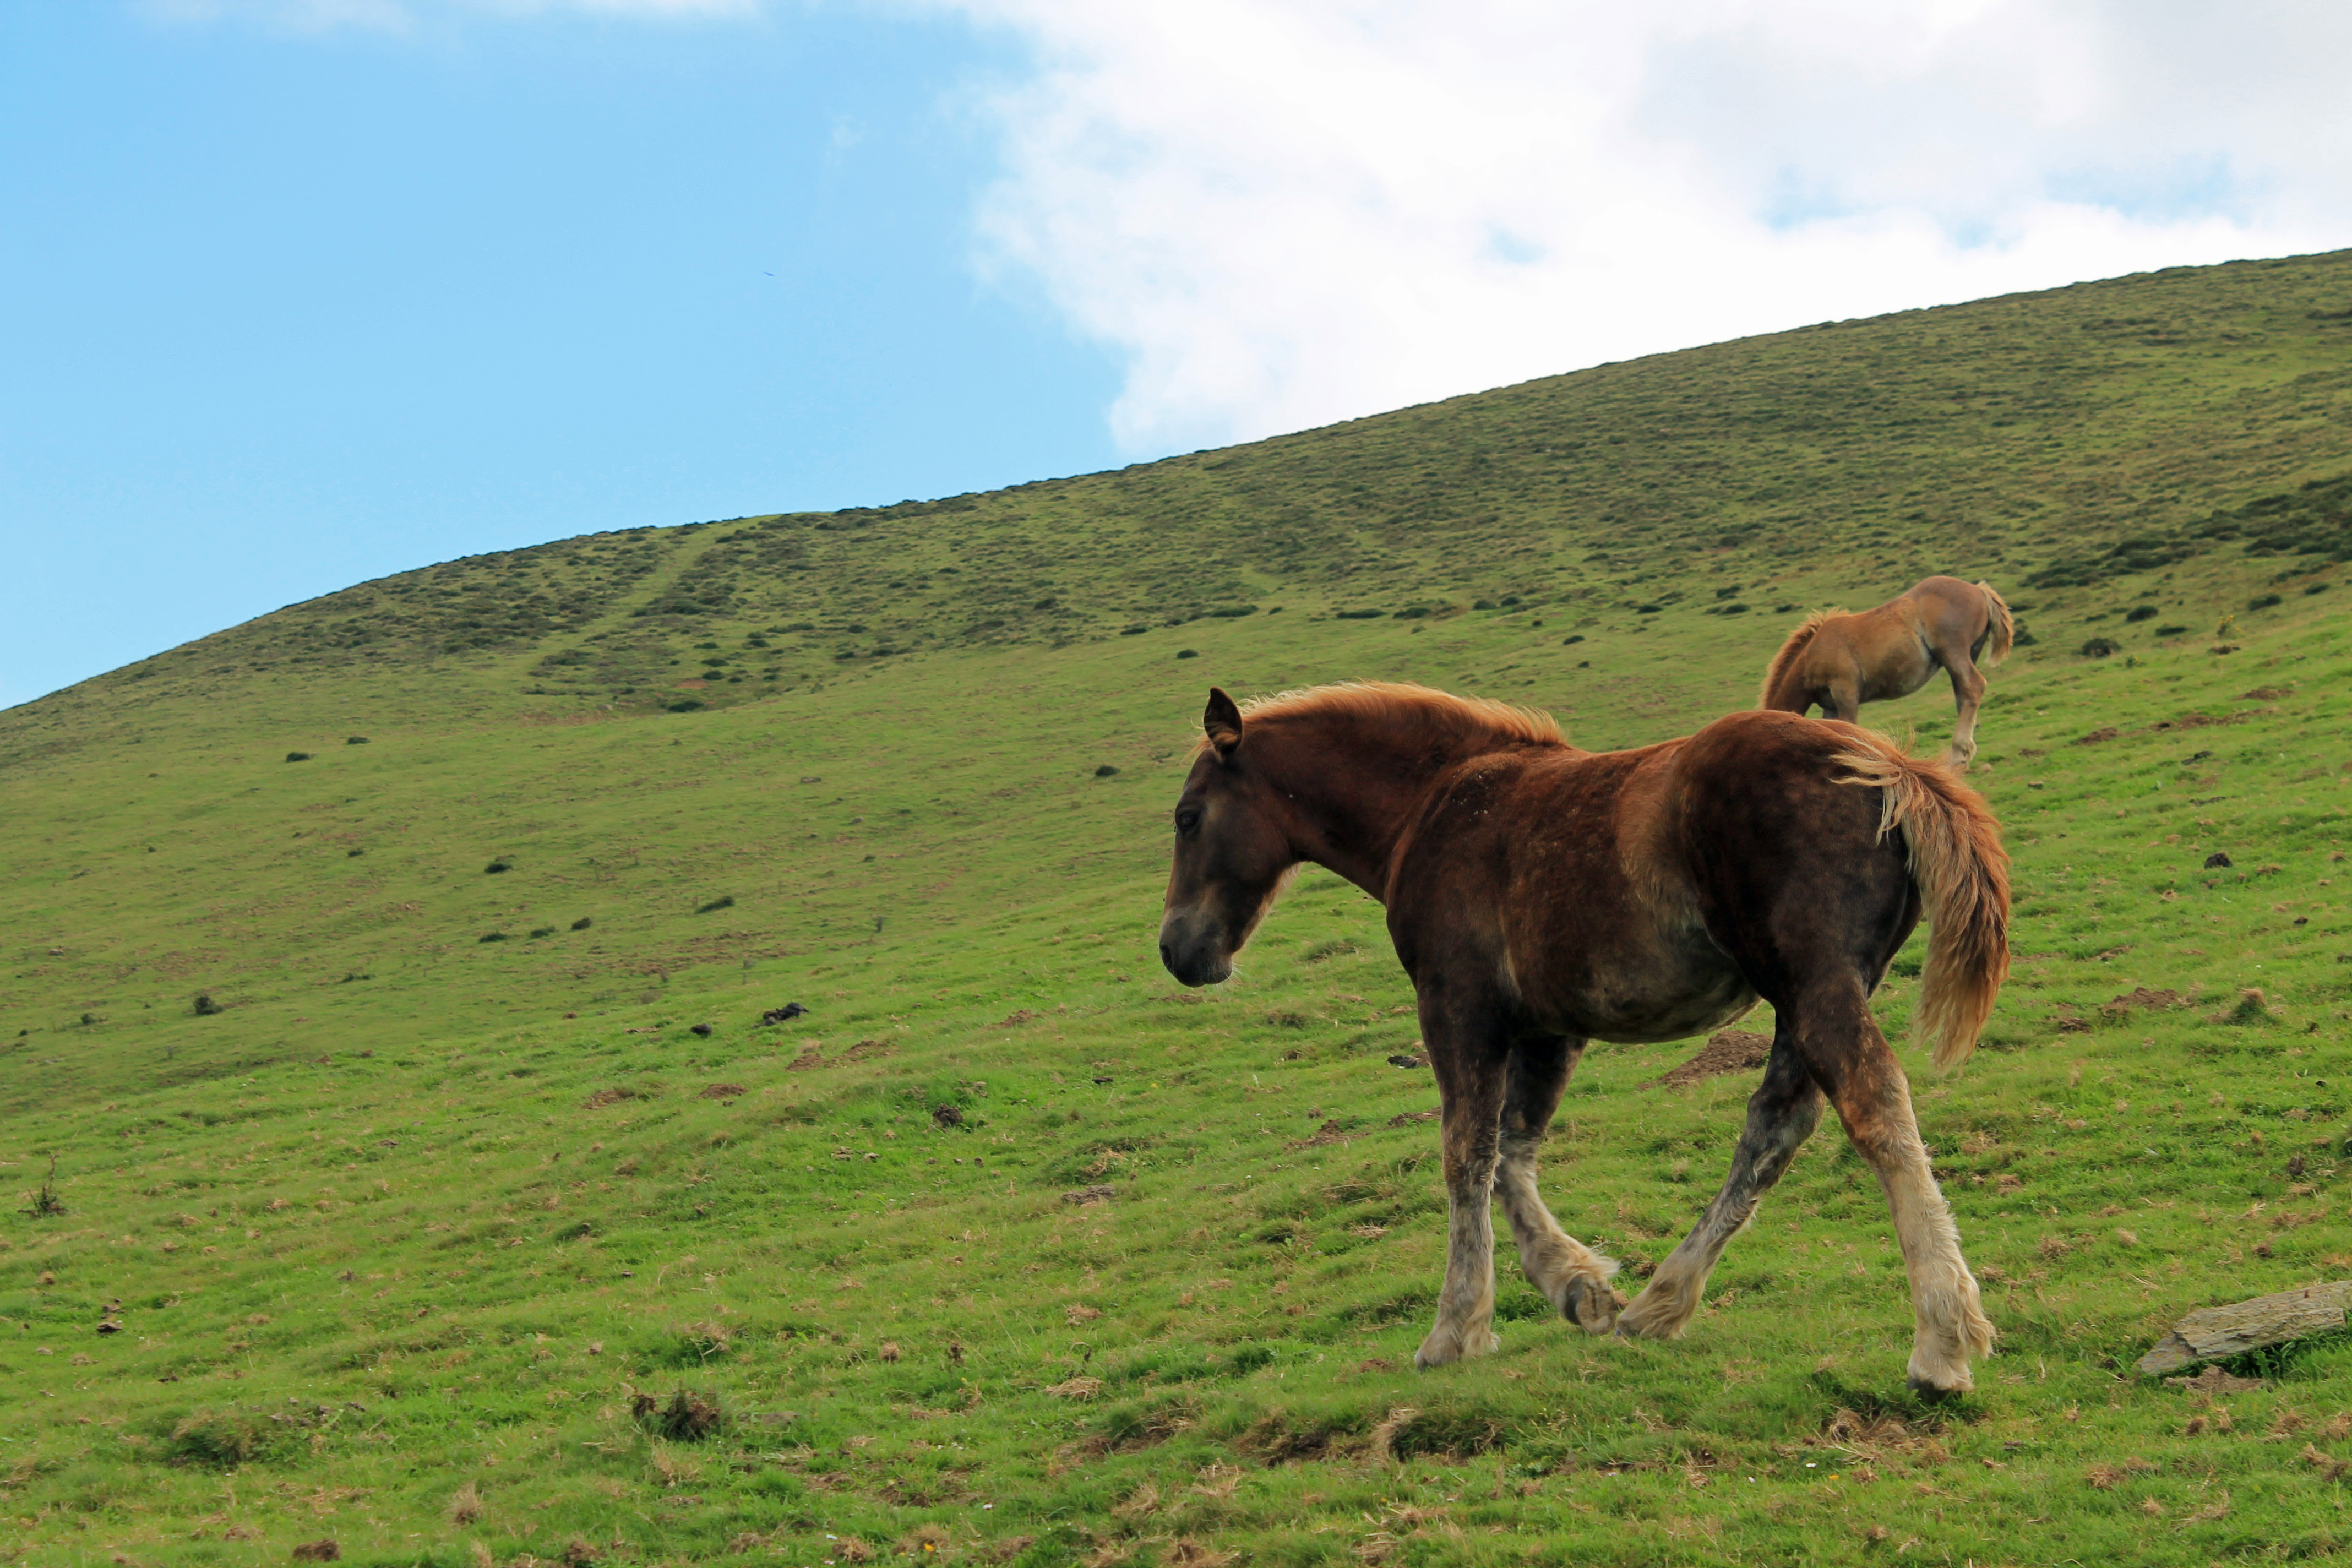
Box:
1159, 941, 1175, 968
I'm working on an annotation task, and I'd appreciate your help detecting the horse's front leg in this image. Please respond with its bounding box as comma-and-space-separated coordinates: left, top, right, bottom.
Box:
1414, 995, 1510, 1369
1616, 1030, 1822, 1340
1495, 1036, 1625, 1332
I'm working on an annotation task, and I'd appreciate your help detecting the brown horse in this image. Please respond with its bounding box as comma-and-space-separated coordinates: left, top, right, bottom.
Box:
1759, 576, 2013, 766
1158, 683, 2010, 1394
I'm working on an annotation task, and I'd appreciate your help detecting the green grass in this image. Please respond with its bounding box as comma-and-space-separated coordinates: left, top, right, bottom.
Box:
2, 251, 2351, 1567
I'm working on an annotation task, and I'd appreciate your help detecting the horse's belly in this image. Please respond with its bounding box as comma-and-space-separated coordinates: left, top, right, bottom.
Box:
1525, 928, 1757, 1046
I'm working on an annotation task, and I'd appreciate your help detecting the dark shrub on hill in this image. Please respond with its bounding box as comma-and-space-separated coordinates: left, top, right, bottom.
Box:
1335, 608, 1385, 619
2155, 624, 2190, 636
2125, 605, 2157, 622
666, 698, 705, 712
1561, 634, 1585, 645
570, 916, 594, 931
285, 751, 312, 763
696, 895, 736, 913
1095, 765, 1120, 777
193, 994, 224, 1016
484, 859, 511, 874
2249, 593, 2283, 609
345, 735, 369, 744
1207, 604, 1258, 618
1175, 649, 1198, 659
529, 926, 556, 939
1636, 603, 1663, 614
479, 932, 508, 944
2081, 636, 2121, 657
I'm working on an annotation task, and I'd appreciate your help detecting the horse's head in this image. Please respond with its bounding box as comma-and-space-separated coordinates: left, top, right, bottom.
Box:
1158, 688, 1295, 987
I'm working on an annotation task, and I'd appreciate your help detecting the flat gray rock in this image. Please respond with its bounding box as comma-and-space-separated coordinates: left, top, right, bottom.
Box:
2137, 1281, 2352, 1375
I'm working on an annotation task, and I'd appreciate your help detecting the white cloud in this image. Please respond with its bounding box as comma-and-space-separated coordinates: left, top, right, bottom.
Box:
139, 0, 750, 30
938, 0, 2352, 452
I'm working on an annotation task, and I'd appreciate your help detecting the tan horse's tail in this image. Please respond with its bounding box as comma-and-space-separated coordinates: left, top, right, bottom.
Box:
1974, 581, 2014, 668
1833, 737, 2011, 1071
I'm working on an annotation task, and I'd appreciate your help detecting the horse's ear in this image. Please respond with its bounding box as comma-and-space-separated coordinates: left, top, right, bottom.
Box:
1203, 688, 1243, 759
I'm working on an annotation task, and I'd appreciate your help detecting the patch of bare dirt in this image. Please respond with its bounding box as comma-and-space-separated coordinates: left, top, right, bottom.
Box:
1651, 1028, 1772, 1089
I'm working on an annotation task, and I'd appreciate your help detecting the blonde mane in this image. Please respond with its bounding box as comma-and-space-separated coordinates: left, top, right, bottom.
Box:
1757, 608, 1847, 707
1223, 680, 1565, 751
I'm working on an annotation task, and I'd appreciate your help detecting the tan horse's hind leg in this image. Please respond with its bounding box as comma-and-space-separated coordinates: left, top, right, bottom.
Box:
1494, 1038, 1624, 1332
1615, 1036, 1823, 1340
1940, 648, 1989, 769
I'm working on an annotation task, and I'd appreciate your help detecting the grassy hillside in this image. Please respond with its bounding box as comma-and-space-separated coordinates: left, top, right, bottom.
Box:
2, 251, 2350, 1568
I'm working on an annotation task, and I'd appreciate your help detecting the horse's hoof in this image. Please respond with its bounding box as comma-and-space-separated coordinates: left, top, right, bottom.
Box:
1561, 1276, 1625, 1334
1906, 1375, 1969, 1404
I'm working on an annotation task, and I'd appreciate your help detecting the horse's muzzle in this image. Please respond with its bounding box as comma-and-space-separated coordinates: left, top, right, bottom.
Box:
1157, 910, 1233, 987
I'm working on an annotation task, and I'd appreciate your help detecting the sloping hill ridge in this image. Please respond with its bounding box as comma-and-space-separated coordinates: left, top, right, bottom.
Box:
7, 248, 2349, 757
2, 250, 2351, 1568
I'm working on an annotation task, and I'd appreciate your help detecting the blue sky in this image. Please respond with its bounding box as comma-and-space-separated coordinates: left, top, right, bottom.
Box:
4, 1, 2345, 708
0, 5, 1120, 707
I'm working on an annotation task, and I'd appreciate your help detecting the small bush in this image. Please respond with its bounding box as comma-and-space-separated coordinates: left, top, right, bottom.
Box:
20, 1154, 64, 1218
1635, 603, 1663, 614
666, 698, 706, 712
1561, 634, 1585, 646
1207, 604, 1258, 618
1473, 598, 1498, 610
2249, 593, 2283, 610
2154, 624, 2190, 637
696, 895, 736, 914
1094, 764, 1120, 777
193, 993, 224, 1017
2124, 605, 2157, 622
1175, 649, 1199, 660
1119, 625, 1148, 635
484, 859, 511, 874
285, 751, 313, 763
1334, 609, 1386, 619
479, 932, 508, 944
2080, 636, 2120, 658
346, 847, 364, 857
345, 736, 370, 745
570, 916, 594, 931
529, 926, 556, 939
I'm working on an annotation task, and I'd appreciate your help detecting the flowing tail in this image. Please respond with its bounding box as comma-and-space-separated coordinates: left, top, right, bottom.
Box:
1974, 581, 2014, 668
1833, 737, 2011, 1070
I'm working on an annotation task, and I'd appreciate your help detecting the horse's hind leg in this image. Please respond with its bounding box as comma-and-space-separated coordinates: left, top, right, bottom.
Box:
1940, 647, 1989, 769
1494, 1036, 1625, 1332
1797, 979, 1992, 1394
1615, 1030, 1822, 1341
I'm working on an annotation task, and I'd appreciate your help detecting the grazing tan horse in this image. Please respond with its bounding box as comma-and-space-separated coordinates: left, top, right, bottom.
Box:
1759, 576, 2013, 766
1158, 683, 2010, 1395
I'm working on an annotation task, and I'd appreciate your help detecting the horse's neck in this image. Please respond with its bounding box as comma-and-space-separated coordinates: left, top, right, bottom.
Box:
1256, 721, 1469, 897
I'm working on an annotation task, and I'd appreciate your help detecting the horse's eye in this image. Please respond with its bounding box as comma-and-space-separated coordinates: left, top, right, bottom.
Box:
1175, 807, 1202, 835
